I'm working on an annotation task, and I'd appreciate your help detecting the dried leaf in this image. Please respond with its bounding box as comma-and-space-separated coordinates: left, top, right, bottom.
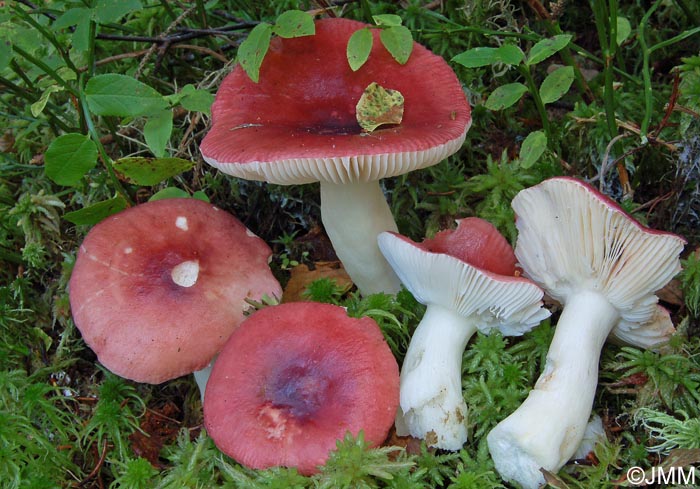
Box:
541, 468, 571, 489
356, 82, 404, 133
282, 261, 353, 303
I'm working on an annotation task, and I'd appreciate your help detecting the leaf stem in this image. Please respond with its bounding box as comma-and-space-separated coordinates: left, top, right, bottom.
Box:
77, 74, 133, 206
638, 0, 664, 142
519, 65, 551, 139
592, 0, 619, 145
11, 46, 79, 98
11, 3, 79, 74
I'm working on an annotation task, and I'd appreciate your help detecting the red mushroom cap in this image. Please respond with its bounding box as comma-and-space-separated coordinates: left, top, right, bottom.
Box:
419, 217, 518, 276
200, 17, 471, 185
203, 302, 399, 475
69, 198, 282, 384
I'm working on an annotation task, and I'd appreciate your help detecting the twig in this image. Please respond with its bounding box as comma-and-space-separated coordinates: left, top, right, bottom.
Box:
572, 116, 678, 151
80, 43, 228, 72
598, 133, 628, 191
652, 69, 681, 138
80, 439, 109, 486
135, 5, 197, 79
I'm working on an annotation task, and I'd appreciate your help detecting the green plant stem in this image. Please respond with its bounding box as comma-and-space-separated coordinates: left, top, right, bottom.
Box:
11, 3, 79, 75
420, 25, 537, 42
638, 11, 700, 141
519, 65, 551, 139
86, 20, 97, 78
592, 0, 619, 146
0, 73, 71, 134
649, 26, 700, 54
77, 77, 133, 206
11, 46, 79, 98
638, 0, 664, 143
674, 0, 700, 26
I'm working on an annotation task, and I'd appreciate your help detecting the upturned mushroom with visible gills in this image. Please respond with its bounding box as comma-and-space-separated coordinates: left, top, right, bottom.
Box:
377, 218, 550, 450
203, 302, 399, 475
69, 198, 282, 391
200, 17, 471, 295
487, 177, 686, 489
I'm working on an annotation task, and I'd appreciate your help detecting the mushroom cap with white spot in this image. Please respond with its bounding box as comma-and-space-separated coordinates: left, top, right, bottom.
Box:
511, 177, 685, 334
377, 231, 550, 335
200, 18, 471, 185
69, 198, 282, 384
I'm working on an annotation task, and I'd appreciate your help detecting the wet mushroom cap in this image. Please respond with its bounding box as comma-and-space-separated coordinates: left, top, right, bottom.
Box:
200, 17, 471, 185
69, 198, 281, 384
418, 217, 518, 276
203, 302, 400, 475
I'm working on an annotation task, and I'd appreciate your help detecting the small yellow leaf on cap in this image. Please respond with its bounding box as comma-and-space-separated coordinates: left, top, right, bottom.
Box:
356, 82, 404, 133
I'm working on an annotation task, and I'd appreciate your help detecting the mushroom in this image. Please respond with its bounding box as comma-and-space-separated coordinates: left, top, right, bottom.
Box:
200, 17, 471, 295
376, 218, 550, 450
486, 177, 686, 489
69, 198, 282, 392
203, 301, 399, 475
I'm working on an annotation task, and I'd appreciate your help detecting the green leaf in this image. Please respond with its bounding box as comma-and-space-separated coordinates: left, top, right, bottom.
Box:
452, 47, 500, 68
0, 36, 11, 70
93, 0, 142, 24
63, 196, 128, 225
273, 10, 315, 38
149, 187, 190, 201
71, 18, 91, 53
44, 133, 98, 186
85, 74, 168, 117
148, 187, 209, 203
372, 14, 403, 27
519, 130, 547, 169
452, 44, 524, 68
143, 110, 173, 158
0, 46, 11, 71
526, 34, 572, 66
380, 26, 413, 65
497, 44, 526, 65
192, 190, 210, 202
347, 28, 373, 72
30, 86, 63, 117
539, 65, 574, 104
616, 16, 632, 46
485, 83, 528, 110
178, 85, 215, 115
52, 7, 90, 29
113, 157, 195, 186
238, 22, 273, 83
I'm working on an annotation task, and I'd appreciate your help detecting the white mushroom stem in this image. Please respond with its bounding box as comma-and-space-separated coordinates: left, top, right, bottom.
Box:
320, 181, 401, 295
399, 303, 477, 450
487, 290, 619, 489
193, 357, 216, 403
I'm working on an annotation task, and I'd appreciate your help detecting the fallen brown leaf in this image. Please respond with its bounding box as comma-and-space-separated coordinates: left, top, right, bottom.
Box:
282, 261, 353, 303
129, 401, 181, 468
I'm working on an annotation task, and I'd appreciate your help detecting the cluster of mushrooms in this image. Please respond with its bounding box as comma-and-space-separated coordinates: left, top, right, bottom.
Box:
69, 17, 686, 488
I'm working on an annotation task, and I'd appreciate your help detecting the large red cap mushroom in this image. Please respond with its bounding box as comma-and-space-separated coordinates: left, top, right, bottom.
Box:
377, 218, 549, 450
200, 17, 471, 295
69, 198, 282, 385
203, 301, 399, 475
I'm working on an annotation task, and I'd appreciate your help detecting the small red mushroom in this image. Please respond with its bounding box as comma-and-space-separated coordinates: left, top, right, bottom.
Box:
69, 198, 282, 386
203, 302, 399, 475
377, 218, 549, 450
